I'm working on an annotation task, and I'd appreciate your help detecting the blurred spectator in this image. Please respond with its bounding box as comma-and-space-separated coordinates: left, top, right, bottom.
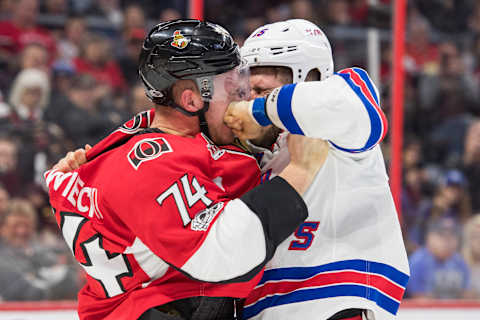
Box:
468, 2, 480, 33
462, 214, 480, 298
326, 0, 351, 26
0, 19, 50, 93
5, 68, 67, 187
418, 41, 479, 166
468, 35, 480, 87
429, 170, 472, 223
50, 59, 76, 97
45, 74, 118, 147
0, 183, 9, 218
410, 169, 472, 246
115, 4, 146, 60
7, 68, 50, 125
0, 136, 22, 196
415, 0, 473, 33
118, 28, 144, 86
0, 0, 56, 61
22, 183, 59, 247
265, 4, 290, 24
57, 15, 88, 62
0, 91, 9, 119
74, 33, 127, 93
401, 137, 434, 253
129, 82, 152, 115
462, 119, 480, 212
159, 8, 182, 22
404, 136, 423, 171
407, 216, 471, 299
123, 4, 146, 31
0, 0, 14, 19
404, 15, 439, 75
0, 42, 50, 95
290, 0, 318, 23
85, 0, 123, 28
402, 165, 429, 254
0, 198, 78, 300
19, 43, 50, 73
41, 0, 68, 15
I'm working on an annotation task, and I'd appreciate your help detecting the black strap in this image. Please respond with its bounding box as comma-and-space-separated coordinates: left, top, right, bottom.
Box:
197, 101, 211, 139
328, 308, 364, 320
138, 297, 240, 320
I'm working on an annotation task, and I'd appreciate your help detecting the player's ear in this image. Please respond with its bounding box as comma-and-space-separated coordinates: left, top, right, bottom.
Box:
179, 88, 203, 113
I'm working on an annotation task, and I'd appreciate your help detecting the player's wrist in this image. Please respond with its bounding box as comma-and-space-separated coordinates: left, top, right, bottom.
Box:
250, 97, 272, 127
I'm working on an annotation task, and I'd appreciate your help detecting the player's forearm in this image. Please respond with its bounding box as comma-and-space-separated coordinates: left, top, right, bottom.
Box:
278, 163, 314, 195
180, 177, 308, 283
251, 70, 386, 152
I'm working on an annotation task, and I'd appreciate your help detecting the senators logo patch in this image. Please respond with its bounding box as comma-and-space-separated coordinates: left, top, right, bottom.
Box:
127, 137, 172, 169
118, 110, 151, 134
171, 30, 190, 49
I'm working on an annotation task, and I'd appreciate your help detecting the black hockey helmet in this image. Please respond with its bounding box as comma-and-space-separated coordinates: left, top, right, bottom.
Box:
138, 19, 241, 107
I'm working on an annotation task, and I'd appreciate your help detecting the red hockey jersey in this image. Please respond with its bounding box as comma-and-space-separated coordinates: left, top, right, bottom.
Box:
46, 129, 266, 319
45, 111, 308, 320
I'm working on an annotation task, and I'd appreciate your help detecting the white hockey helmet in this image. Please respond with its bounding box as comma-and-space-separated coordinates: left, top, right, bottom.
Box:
241, 19, 334, 82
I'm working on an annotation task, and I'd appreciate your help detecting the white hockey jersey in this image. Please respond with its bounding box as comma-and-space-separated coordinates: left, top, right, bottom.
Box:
243, 67, 410, 320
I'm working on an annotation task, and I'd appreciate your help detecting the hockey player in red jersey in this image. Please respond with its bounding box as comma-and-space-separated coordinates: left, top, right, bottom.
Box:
45, 20, 328, 320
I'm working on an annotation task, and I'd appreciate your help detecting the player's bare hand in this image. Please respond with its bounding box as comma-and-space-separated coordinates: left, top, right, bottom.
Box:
279, 135, 329, 195
287, 135, 329, 175
224, 100, 268, 140
53, 144, 92, 172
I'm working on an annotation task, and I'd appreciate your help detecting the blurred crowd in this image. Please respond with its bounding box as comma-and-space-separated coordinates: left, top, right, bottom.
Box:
0, 0, 479, 302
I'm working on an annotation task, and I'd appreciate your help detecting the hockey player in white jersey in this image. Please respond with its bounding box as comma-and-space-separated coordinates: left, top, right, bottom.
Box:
225, 19, 410, 320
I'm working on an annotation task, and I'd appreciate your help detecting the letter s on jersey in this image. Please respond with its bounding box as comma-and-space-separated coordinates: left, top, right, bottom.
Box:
127, 137, 172, 169
288, 221, 320, 251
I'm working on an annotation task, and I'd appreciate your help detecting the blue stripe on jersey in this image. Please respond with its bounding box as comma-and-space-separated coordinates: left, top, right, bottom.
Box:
243, 284, 400, 319
276, 84, 305, 135
258, 259, 409, 288
251, 97, 272, 126
331, 72, 383, 153
353, 67, 379, 105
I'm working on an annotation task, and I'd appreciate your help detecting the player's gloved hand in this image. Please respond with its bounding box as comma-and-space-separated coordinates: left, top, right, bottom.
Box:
225, 100, 271, 140
279, 135, 329, 195
53, 144, 91, 172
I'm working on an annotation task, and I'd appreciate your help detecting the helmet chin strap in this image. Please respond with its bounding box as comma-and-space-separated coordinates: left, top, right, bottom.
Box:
166, 96, 212, 140
197, 101, 211, 139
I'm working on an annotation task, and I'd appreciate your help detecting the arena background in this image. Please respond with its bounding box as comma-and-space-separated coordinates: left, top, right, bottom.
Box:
0, 0, 479, 318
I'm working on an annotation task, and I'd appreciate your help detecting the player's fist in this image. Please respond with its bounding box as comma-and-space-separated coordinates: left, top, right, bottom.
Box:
224, 100, 269, 140
52, 144, 91, 172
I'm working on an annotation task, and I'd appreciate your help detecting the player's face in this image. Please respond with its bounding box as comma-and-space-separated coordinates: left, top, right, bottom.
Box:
205, 66, 250, 145
206, 99, 236, 145
249, 72, 287, 99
